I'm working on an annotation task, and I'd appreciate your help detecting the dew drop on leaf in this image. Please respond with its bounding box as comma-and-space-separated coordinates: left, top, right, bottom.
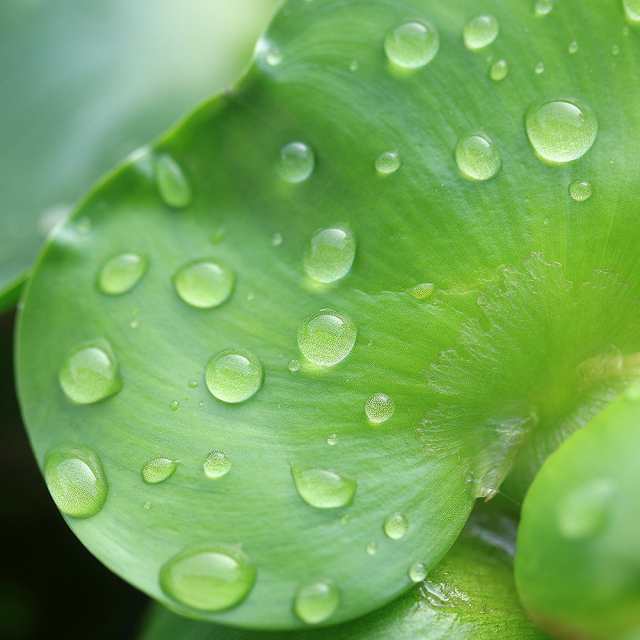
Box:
366, 542, 378, 556
205, 350, 263, 404
463, 15, 499, 50
365, 393, 395, 425
384, 21, 440, 70
288, 358, 301, 373
142, 457, 177, 484
375, 150, 401, 176
304, 227, 356, 284
569, 180, 593, 202
624, 0, 640, 23
155, 154, 192, 208
408, 282, 435, 300
534, 61, 545, 74
169, 400, 180, 412
203, 450, 232, 479
569, 40, 579, 54
526, 99, 598, 164
59, 342, 121, 405
297, 309, 357, 367
159, 545, 256, 612
98, 253, 147, 296
279, 141, 315, 183
489, 58, 509, 81
291, 465, 357, 509
327, 433, 338, 446
455, 134, 501, 182
409, 561, 427, 583
384, 512, 409, 540
558, 478, 616, 539
44, 446, 108, 518
293, 580, 340, 625
534, 0, 554, 16
173, 259, 234, 309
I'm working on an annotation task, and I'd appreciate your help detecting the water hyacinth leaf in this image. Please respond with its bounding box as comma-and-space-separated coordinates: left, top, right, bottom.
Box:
16, 0, 640, 630
0, 0, 279, 309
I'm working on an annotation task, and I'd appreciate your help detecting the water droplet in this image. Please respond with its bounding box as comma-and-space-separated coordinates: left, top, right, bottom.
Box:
279, 142, 315, 183
142, 457, 177, 484
366, 542, 378, 556
265, 45, 282, 66
203, 450, 232, 479
408, 282, 434, 300
526, 100, 598, 164
612, 43, 621, 56
143, 501, 152, 511
160, 545, 256, 612
489, 58, 509, 81
44, 446, 107, 518
59, 343, 121, 405
155, 154, 192, 208
534, 0, 554, 16
188, 379, 198, 389
365, 393, 395, 425
98, 253, 147, 296
384, 512, 409, 540
534, 61, 545, 74
288, 359, 301, 373
349, 60, 359, 72
170, 400, 180, 412
624, 0, 640, 23
297, 309, 357, 367
271, 232, 283, 247
205, 350, 263, 404
375, 151, 401, 176
455, 133, 501, 182
291, 465, 357, 509
173, 260, 234, 310
463, 15, 499, 50
130, 318, 140, 329
304, 227, 356, 284
568, 40, 578, 54
409, 561, 427, 583
294, 581, 340, 625
569, 180, 593, 202
558, 479, 615, 539
327, 433, 338, 446
384, 21, 439, 69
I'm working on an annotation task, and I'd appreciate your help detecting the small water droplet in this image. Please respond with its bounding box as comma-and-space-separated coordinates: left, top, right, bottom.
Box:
297, 309, 357, 367
98, 253, 147, 296
489, 58, 509, 81
291, 465, 357, 509
366, 542, 378, 556
327, 433, 338, 446
265, 45, 282, 66
365, 393, 395, 425
569, 180, 593, 202
160, 545, 256, 612
463, 15, 499, 50
407, 282, 434, 300
271, 232, 283, 247
625, 0, 640, 23
558, 478, 615, 539
568, 40, 578, 54
294, 581, 340, 625
375, 150, 401, 176
203, 450, 232, 479
526, 100, 598, 164
142, 457, 177, 484
409, 561, 427, 583
349, 60, 359, 72
173, 260, 234, 309
44, 446, 107, 518
130, 318, 140, 329
155, 154, 192, 208
384, 512, 409, 540
205, 350, 263, 404
170, 400, 180, 412
188, 379, 198, 389
455, 133, 501, 181
384, 21, 440, 69
143, 501, 152, 511
534, 0, 554, 15
59, 343, 121, 405
279, 142, 315, 183
534, 61, 545, 74
304, 227, 356, 284
340, 513, 351, 526
288, 359, 301, 373
612, 43, 621, 55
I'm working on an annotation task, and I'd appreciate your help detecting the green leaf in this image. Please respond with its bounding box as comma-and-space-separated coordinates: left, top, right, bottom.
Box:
139, 504, 549, 640
16, 0, 640, 631
516, 389, 640, 640
0, 0, 278, 308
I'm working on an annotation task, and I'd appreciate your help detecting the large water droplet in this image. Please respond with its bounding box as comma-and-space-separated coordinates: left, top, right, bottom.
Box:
558, 479, 615, 539
534, 0, 554, 16
297, 309, 357, 367
304, 227, 356, 284
375, 151, 401, 176
489, 59, 509, 81
205, 350, 263, 404
160, 545, 256, 612
155, 154, 192, 208
455, 134, 501, 181
526, 100, 598, 165
59, 343, 121, 405
142, 457, 177, 484
463, 15, 499, 50
409, 561, 427, 583
365, 393, 395, 425
569, 180, 593, 202
98, 253, 147, 296
291, 465, 357, 509
44, 446, 108, 518
384, 21, 439, 69
624, 0, 640, 23
279, 142, 315, 183
384, 512, 409, 540
203, 450, 232, 479
173, 260, 234, 309
294, 581, 340, 625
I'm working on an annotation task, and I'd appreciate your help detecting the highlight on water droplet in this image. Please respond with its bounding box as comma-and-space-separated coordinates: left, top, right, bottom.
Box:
294, 580, 340, 625
375, 151, 401, 176
558, 478, 616, 539
408, 282, 434, 300
203, 450, 232, 479
59, 342, 122, 405
568, 40, 578, 54
155, 154, 192, 208
98, 253, 147, 296
409, 561, 427, 583
534, 61, 545, 75
44, 446, 108, 518
160, 544, 256, 612
624, 0, 640, 23
291, 465, 357, 509
463, 15, 499, 50
526, 99, 598, 165
327, 433, 338, 446
142, 457, 177, 484
304, 227, 356, 284
384, 21, 440, 70
173, 259, 234, 310
205, 350, 263, 404
365, 393, 395, 425
384, 512, 409, 540
455, 133, 501, 181
279, 141, 315, 183
569, 180, 593, 202
489, 58, 509, 81
170, 400, 180, 412
297, 309, 357, 367
534, 0, 554, 16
